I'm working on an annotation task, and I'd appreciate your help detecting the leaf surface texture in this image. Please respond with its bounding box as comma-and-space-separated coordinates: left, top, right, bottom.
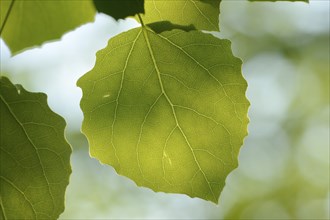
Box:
0, 77, 71, 219
139, 0, 221, 31
78, 27, 249, 203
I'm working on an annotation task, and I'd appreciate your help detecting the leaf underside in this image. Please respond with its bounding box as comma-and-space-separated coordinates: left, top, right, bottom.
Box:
0, 77, 71, 219
78, 26, 249, 203
0, 0, 95, 54
138, 0, 221, 31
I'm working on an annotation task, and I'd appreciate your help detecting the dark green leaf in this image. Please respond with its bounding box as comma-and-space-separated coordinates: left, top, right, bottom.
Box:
93, 0, 144, 19
0, 76, 71, 219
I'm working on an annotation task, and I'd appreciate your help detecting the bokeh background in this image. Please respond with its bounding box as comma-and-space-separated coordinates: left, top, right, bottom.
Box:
1, 0, 329, 219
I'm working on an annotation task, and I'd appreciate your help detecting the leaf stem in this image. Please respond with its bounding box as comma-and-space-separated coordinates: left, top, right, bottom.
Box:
0, 0, 15, 36
137, 14, 145, 27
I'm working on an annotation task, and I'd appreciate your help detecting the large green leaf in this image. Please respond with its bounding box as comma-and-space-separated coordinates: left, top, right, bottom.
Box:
0, 77, 71, 219
93, 0, 144, 20
78, 26, 249, 203
0, 0, 96, 54
138, 0, 221, 31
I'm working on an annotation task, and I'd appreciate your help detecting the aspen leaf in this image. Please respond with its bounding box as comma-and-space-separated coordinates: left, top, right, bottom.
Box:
0, 0, 95, 54
138, 0, 221, 31
0, 76, 71, 219
78, 26, 249, 203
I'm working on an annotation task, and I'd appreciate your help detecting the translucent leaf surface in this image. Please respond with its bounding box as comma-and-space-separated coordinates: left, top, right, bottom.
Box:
93, 0, 144, 19
138, 0, 221, 31
78, 26, 249, 203
0, 77, 71, 219
0, 0, 95, 54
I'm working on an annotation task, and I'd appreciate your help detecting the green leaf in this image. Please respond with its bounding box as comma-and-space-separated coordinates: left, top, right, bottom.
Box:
93, 0, 144, 20
0, 76, 71, 219
138, 0, 221, 31
0, 0, 96, 54
77, 26, 249, 203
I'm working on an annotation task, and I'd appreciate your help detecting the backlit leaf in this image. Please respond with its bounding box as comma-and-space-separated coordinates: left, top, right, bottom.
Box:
0, 0, 96, 54
78, 26, 249, 203
0, 76, 71, 219
93, 0, 144, 19
138, 0, 221, 31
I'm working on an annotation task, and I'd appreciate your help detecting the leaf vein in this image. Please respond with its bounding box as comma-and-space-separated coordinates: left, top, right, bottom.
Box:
0, 95, 55, 215
143, 28, 217, 201
111, 29, 143, 168
0, 176, 37, 219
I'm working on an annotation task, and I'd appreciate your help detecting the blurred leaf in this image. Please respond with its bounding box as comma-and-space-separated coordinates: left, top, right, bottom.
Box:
93, 0, 144, 19
77, 26, 249, 203
249, 0, 308, 2
0, 0, 96, 54
0, 76, 71, 219
138, 0, 221, 31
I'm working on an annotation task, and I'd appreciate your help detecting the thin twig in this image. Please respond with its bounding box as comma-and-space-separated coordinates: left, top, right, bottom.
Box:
137, 14, 145, 27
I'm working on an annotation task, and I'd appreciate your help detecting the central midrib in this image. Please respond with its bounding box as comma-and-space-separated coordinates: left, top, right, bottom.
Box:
141, 27, 216, 201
